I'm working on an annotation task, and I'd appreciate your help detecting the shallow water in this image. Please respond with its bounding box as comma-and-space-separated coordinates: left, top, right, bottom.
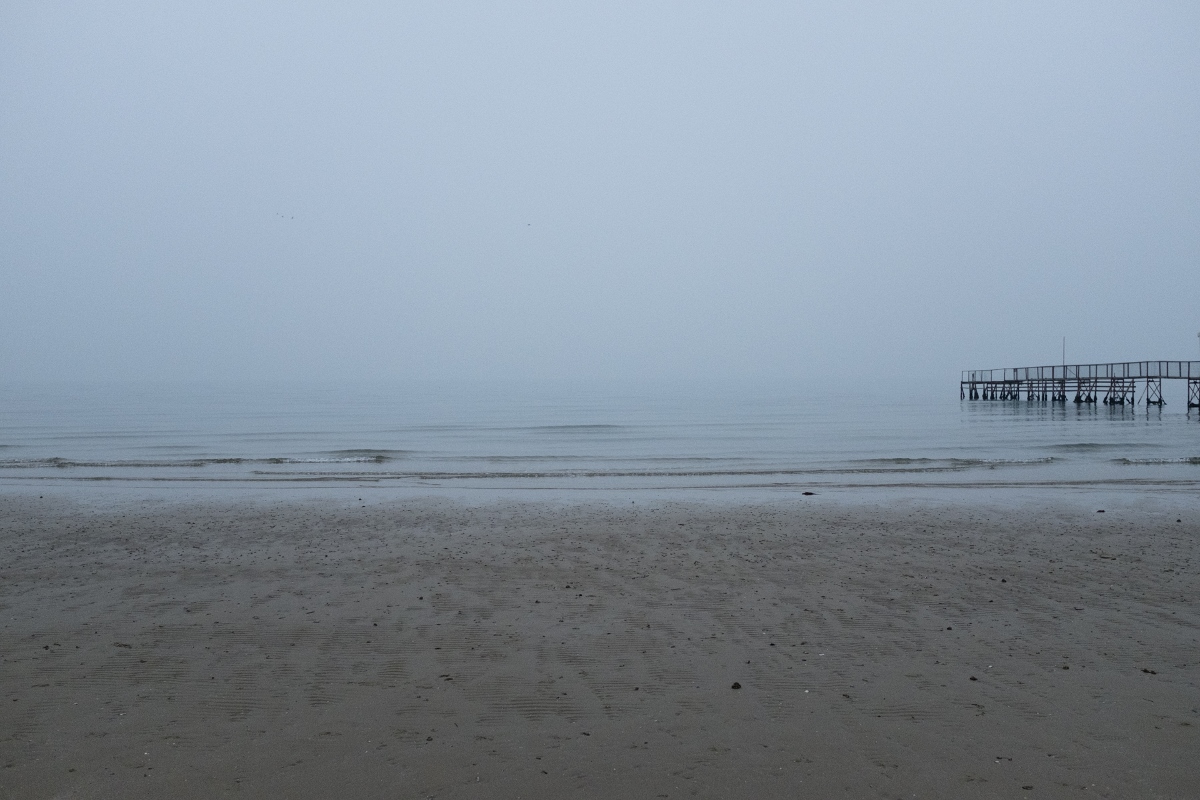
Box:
1, 382, 1197, 490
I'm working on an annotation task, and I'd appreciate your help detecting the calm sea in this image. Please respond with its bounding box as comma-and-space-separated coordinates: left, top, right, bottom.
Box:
1, 382, 1197, 492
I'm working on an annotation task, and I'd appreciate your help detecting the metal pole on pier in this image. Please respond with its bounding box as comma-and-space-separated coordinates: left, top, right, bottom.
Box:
1059, 337, 1066, 403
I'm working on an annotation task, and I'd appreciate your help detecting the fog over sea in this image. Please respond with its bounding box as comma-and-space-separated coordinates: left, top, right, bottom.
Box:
2, 382, 1197, 493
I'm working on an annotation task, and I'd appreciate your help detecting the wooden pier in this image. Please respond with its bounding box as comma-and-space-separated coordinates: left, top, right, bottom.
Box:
961, 361, 1200, 410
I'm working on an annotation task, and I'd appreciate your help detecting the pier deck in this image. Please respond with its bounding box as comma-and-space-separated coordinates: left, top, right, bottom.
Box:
961, 361, 1200, 409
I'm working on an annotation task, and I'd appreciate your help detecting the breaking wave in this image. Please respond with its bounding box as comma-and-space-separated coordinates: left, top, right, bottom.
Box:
0, 454, 408, 469
1045, 442, 1162, 452
853, 457, 1055, 467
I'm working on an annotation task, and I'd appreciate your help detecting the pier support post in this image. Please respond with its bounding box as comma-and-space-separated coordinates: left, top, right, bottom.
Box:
1104, 379, 1135, 406
1145, 378, 1165, 406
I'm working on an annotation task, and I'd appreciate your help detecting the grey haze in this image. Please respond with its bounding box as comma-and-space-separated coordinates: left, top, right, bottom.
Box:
3, 2, 1198, 392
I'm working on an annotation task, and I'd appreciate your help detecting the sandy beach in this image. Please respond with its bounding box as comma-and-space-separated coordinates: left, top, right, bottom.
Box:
1, 488, 1197, 799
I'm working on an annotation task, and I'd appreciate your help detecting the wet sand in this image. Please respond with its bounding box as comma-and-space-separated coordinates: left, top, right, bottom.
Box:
1, 490, 1198, 799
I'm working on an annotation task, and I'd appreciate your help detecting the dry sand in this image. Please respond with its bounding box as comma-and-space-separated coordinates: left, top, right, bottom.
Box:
1, 489, 1197, 799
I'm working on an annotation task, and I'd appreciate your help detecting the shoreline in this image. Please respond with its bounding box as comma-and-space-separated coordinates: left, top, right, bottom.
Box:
2, 490, 1197, 798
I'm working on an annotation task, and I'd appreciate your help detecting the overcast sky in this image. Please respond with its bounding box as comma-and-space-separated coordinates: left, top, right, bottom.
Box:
3, 2, 1198, 390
